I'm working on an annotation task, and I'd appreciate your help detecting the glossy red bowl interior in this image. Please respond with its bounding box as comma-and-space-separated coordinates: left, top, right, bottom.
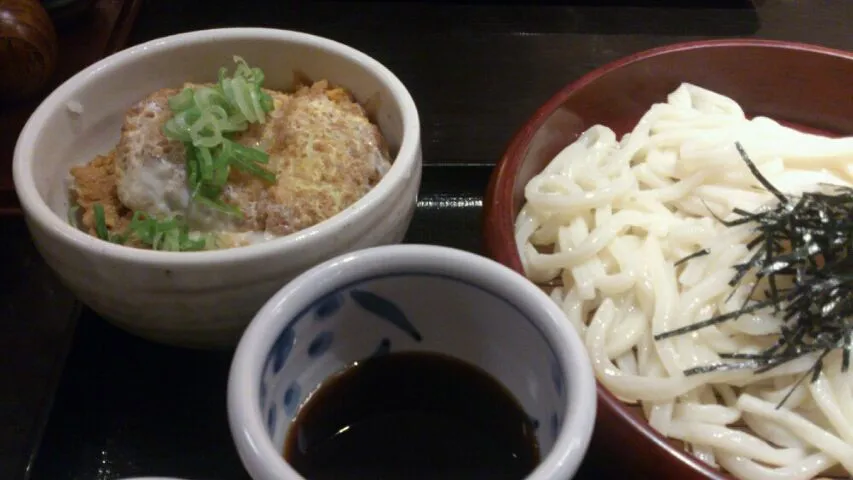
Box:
482, 38, 853, 480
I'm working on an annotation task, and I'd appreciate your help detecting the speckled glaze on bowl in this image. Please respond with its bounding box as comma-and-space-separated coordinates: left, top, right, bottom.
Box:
13, 28, 421, 349
482, 39, 853, 480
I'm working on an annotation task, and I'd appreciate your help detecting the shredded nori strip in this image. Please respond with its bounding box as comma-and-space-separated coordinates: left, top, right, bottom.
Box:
654, 141, 853, 408
674, 248, 710, 267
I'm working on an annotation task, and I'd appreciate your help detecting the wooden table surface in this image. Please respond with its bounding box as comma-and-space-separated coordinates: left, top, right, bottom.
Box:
4, 1, 853, 479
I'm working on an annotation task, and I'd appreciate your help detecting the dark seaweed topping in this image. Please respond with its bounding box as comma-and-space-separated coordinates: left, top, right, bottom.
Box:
674, 248, 710, 267
656, 142, 853, 407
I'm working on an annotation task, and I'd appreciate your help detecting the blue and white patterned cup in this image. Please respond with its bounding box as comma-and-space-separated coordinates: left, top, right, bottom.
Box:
227, 244, 596, 480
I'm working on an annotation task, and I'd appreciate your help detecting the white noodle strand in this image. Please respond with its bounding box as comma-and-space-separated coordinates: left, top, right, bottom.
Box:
515, 82, 853, 480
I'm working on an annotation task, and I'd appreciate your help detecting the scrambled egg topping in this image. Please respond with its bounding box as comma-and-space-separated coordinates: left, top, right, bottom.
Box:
70, 81, 391, 248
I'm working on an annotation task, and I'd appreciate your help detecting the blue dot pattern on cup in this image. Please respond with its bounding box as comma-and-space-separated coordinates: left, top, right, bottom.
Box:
307, 331, 334, 358
349, 289, 423, 341
550, 412, 560, 440
257, 273, 567, 454
267, 404, 277, 435
271, 327, 295, 374
259, 289, 419, 428
550, 359, 564, 397
261, 326, 294, 406
528, 415, 540, 430
371, 338, 392, 358
284, 382, 302, 417
314, 292, 344, 320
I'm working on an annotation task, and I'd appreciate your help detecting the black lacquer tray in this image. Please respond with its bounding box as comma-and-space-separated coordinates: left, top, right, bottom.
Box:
28, 164, 490, 480
7, 1, 853, 479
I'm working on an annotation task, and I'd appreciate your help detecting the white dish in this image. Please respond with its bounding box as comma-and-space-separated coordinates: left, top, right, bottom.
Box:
13, 27, 422, 348
227, 244, 597, 479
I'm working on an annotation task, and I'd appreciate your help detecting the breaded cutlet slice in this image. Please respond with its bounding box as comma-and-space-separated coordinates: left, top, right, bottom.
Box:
70, 151, 131, 237
258, 80, 392, 235
112, 81, 392, 237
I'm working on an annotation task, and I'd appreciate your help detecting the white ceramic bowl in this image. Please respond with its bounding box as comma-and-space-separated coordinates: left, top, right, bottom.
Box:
13, 28, 422, 348
227, 244, 597, 480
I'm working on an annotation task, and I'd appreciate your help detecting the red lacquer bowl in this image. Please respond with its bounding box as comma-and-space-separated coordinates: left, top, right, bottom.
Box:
482, 38, 853, 480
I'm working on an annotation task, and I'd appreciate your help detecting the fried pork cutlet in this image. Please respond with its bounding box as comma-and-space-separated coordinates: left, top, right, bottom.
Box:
73, 80, 391, 247
70, 151, 129, 236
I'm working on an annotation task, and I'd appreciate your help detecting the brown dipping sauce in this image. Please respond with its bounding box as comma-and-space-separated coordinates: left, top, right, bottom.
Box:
283, 351, 540, 480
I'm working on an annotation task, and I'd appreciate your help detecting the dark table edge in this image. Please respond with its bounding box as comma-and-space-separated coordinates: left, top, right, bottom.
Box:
13, 162, 492, 479
21, 302, 83, 480
10, 4, 147, 474
104, 0, 146, 56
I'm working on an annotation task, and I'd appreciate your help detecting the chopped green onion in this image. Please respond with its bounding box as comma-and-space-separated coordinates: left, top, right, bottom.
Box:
260, 92, 274, 112
67, 205, 80, 228
232, 157, 275, 182
186, 144, 200, 187
128, 212, 208, 252
87, 202, 212, 252
217, 56, 274, 124
225, 139, 275, 182
163, 120, 192, 143
190, 112, 224, 149
192, 195, 243, 217
161, 56, 279, 213
91, 204, 127, 244
232, 56, 262, 85
250, 67, 264, 86
230, 76, 256, 123
193, 87, 229, 112
164, 107, 202, 143
197, 146, 215, 182
93, 204, 111, 241
249, 85, 265, 123
168, 87, 195, 112
229, 140, 270, 164
211, 143, 232, 187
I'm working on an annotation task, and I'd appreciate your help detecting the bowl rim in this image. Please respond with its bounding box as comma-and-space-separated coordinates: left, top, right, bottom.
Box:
483, 37, 853, 480
12, 27, 421, 269
227, 243, 597, 480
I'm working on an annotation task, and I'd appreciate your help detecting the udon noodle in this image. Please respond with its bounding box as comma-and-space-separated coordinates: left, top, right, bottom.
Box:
515, 83, 853, 480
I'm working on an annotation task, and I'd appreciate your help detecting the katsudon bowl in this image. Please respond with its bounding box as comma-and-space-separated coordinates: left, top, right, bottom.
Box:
12, 28, 422, 349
